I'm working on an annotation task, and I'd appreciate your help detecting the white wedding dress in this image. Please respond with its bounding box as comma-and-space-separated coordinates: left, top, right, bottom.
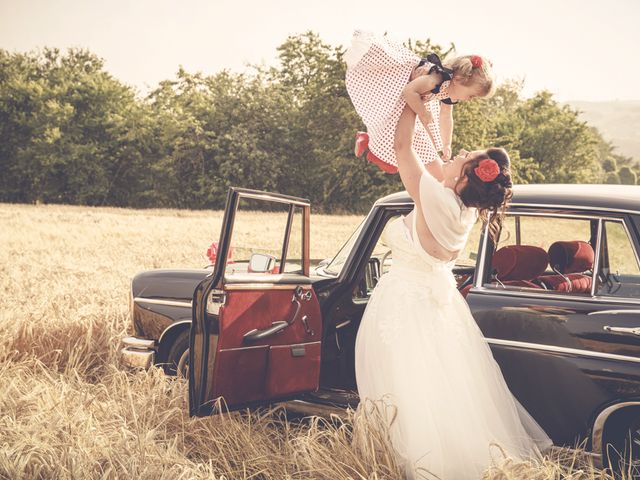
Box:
355, 173, 552, 479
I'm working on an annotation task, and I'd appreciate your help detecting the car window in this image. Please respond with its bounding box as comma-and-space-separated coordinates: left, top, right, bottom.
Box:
282, 206, 304, 274
595, 220, 640, 299
497, 215, 592, 251
484, 214, 595, 296
352, 214, 401, 301
457, 218, 483, 267
224, 197, 302, 276
324, 217, 366, 276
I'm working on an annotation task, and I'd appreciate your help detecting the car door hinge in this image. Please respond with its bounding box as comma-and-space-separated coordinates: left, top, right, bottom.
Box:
206, 289, 227, 315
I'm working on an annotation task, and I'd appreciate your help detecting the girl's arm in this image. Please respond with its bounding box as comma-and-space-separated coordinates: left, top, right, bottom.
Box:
394, 105, 443, 203
439, 103, 453, 160
402, 73, 440, 132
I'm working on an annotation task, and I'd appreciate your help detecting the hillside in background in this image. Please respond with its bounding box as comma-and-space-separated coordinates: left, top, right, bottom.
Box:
568, 100, 640, 162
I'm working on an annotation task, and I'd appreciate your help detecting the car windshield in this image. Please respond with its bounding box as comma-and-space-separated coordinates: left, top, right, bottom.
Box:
324, 218, 366, 276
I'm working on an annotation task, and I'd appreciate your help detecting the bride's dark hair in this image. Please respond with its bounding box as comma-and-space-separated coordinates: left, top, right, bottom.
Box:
456, 148, 513, 244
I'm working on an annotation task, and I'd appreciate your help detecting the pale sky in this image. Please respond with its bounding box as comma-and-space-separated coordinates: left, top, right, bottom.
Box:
1, 0, 638, 101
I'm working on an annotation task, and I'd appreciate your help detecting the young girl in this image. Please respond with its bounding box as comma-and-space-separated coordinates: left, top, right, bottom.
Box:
345, 30, 495, 173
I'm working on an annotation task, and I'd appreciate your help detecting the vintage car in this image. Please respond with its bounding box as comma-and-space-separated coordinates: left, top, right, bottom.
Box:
122, 185, 640, 471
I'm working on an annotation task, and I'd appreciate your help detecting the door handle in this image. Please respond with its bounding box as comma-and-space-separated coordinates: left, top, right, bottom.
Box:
243, 321, 288, 342
589, 310, 640, 316
603, 326, 640, 336
288, 295, 302, 326
243, 286, 308, 343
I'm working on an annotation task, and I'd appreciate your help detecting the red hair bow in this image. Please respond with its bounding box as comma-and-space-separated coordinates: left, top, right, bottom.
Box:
470, 55, 483, 68
474, 159, 500, 182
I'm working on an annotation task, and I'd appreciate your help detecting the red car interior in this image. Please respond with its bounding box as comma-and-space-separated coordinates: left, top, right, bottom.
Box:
460, 241, 595, 297
492, 245, 549, 288
211, 287, 322, 406
536, 240, 595, 293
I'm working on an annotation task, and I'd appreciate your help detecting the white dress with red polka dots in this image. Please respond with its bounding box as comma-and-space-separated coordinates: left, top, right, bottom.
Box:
345, 31, 453, 169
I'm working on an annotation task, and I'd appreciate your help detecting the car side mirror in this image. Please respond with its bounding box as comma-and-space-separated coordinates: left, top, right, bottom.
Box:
248, 253, 277, 273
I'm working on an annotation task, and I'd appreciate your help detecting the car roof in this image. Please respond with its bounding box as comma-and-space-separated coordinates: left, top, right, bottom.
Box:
376, 184, 640, 214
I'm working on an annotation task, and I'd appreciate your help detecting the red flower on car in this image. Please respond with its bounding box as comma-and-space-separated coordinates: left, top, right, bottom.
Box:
207, 241, 233, 265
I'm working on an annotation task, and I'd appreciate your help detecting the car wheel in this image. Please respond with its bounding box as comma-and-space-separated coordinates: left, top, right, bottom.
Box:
605, 413, 640, 478
165, 330, 190, 376
176, 348, 189, 378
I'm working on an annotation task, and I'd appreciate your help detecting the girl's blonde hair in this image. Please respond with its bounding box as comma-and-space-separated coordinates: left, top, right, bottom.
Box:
444, 55, 495, 97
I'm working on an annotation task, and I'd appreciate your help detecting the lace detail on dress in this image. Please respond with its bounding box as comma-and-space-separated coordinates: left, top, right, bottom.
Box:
355, 216, 553, 480
374, 217, 459, 346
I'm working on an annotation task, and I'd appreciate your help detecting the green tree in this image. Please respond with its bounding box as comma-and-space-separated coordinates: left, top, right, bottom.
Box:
618, 166, 638, 185
512, 92, 602, 183
602, 156, 617, 173
604, 172, 621, 184
0, 33, 629, 212
0, 48, 155, 205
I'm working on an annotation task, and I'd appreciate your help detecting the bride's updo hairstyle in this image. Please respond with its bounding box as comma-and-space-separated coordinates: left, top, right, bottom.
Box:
456, 148, 513, 243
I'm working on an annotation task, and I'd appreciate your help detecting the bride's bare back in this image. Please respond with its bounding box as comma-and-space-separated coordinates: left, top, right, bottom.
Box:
403, 208, 461, 262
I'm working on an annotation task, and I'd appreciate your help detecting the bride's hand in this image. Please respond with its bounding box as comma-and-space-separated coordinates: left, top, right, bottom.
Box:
442, 145, 452, 161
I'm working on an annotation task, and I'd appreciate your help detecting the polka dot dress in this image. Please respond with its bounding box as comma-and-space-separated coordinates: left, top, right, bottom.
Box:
345, 31, 453, 170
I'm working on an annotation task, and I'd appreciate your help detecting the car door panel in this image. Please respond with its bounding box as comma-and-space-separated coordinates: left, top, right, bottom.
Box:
468, 290, 614, 444
266, 341, 321, 397
212, 345, 269, 406
467, 211, 640, 445
189, 188, 322, 417
211, 286, 321, 402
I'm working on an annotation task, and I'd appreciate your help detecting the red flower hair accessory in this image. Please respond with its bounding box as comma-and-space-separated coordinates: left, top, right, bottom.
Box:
474, 159, 500, 182
470, 55, 483, 68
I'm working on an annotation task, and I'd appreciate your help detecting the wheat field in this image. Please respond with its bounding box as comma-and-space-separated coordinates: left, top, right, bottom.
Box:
0, 203, 619, 479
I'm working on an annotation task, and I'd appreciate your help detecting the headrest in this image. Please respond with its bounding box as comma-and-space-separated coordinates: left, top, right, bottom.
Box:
548, 241, 594, 274
492, 245, 549, 281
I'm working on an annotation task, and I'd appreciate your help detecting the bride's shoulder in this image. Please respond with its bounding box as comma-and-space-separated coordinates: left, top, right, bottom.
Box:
381, 215, 407, 244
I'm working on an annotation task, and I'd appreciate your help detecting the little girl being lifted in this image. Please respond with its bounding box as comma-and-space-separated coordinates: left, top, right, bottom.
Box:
345, 30, 495, 173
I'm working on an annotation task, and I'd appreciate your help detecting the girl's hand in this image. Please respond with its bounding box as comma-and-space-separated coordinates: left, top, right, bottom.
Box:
442, 145, 452, 161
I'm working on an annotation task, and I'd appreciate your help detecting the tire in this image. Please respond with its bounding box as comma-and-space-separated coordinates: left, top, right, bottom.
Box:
176, 347, 189, 378
605, 412, 640, 478
164, 330, 190, 377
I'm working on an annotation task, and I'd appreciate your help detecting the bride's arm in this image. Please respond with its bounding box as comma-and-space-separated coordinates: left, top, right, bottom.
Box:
393, 105, 443, 205
394, 105, 461, 260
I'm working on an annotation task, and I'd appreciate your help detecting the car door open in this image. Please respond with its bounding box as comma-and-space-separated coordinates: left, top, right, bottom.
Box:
189, 188, 322, 416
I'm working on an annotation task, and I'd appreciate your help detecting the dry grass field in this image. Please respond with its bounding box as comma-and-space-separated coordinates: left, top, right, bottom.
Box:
0, 203, 621, 479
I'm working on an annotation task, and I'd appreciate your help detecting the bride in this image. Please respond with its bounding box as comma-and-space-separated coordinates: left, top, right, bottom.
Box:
354, 105, 552, 479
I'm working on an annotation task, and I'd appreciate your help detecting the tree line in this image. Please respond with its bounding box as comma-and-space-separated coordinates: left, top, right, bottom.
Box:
1, 32, 637, 213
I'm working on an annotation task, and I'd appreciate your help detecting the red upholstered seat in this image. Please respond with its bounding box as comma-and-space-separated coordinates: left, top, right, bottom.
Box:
537, 273, 592, 293
536, 240, 594, 293
547, 241, 594, 274
462, 245, 548, 298
492, 245, 549, 281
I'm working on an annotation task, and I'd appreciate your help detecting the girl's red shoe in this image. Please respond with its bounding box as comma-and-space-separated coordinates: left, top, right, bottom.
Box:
354, 131, 397, 174
354, 131, 369, 157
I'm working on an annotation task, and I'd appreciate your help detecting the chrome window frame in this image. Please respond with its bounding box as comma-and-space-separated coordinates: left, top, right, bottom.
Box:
472, 208, 640, 305
600, 217, 640, 276
224, 191, 311, 278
